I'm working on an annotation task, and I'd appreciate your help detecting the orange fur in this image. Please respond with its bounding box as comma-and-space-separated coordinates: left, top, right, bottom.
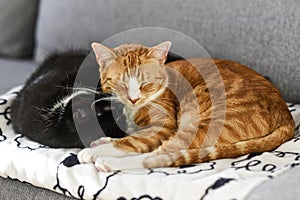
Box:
92, 42, 295, 168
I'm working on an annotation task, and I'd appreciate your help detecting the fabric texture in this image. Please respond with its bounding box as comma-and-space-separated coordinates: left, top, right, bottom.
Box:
34, 0, 300, 103
0, 0, 39, 58
0, 86, 299, 200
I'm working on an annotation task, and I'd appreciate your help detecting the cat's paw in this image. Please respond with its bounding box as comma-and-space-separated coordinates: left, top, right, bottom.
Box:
94, 153, 153, 172
77, 148, 94, 163
90, 137, 114, 147
95, 158, 115, 172
84, 143, 137, 158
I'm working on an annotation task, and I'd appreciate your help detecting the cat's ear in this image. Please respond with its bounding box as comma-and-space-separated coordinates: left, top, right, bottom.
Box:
147, 41, 172, 65
91, 42, 117, 69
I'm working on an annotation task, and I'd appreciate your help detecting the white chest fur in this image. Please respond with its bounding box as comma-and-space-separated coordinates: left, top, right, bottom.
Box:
123, 106, 139, 134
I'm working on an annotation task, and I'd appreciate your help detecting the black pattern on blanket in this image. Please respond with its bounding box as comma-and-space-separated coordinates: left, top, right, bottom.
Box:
0, 86, 299, 200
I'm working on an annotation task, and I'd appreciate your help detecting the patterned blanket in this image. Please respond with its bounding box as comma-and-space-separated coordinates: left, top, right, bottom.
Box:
0, 86, 299, 200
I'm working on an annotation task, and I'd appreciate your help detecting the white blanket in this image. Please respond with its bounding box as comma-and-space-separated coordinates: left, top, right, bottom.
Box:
0, 86, 299, 200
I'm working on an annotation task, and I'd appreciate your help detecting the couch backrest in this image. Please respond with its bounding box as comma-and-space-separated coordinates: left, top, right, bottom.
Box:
35, 0, 300, 103
0, 0, 39, 58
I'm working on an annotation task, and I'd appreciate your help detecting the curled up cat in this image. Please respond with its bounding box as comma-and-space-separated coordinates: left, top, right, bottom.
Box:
10, 50, 183, 148
78, 41, 295, 171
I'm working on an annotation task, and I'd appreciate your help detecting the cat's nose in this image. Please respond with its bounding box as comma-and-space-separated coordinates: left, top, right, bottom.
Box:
130, 98, 140, 104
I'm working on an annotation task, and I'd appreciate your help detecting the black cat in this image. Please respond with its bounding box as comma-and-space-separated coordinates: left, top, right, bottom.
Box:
10, 50, 183, 148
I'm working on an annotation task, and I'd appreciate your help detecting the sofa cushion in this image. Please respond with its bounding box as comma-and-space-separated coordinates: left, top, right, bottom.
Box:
34, 0, 133, 62
0, 58, 37, 94
0, 177, 76, 200
0, 0, 39, 58
34, 0, 300, 103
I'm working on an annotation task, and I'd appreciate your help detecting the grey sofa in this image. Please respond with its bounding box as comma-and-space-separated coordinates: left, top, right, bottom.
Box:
0, 0, 299, 199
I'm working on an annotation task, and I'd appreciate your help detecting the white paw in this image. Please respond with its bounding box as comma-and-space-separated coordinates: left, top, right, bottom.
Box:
94, 153, 154, 171
95, 160, 114, 172
90, 137, 114, 147
84, 143, 139, 158
95, 158, 116, 172
78, 148, 94, 163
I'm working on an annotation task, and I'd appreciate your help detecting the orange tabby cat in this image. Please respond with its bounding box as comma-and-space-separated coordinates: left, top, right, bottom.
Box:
78, 41, 295, 171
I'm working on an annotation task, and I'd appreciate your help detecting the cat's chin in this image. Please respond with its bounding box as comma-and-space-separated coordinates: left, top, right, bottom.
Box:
125, 102, 145, 110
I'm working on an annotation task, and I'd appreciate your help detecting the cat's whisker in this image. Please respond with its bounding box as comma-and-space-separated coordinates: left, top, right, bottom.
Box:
149, 102, 170, 116
154, 98, 175, 105
152, 101, 172, 110
33, 106, 49, 113
56, 84, 102, 95
148, 102, 173, 119
114, 115, 123, 123
152, 100, 173, 111
90, 96, 121, 113
155, 97, 178, 103
95, 96, 119, 102
72, 87, 100, 94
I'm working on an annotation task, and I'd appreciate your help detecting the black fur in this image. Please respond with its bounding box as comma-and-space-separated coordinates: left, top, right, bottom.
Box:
10, 50, 183, 148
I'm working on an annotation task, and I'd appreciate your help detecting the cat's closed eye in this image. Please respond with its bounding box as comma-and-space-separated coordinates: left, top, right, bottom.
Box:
140, 83, 156, 92
118, 82, 127, 88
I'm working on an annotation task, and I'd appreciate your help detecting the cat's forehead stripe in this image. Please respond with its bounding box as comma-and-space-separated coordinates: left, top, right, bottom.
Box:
124, 53, 141, 68
116, 48, 149, 69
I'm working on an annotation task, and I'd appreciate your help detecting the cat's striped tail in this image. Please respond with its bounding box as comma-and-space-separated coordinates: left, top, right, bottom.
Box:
143, 122, 295, 168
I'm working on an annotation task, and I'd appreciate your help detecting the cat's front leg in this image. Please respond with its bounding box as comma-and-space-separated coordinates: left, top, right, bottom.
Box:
78, 124, 175, 164
90, 137, 116, 147
94, 153, 156, 172
78, 142, 139, 164
78, 137, 117, 163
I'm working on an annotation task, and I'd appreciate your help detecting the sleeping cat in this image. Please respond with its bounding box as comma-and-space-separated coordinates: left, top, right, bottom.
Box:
10, 50, 183, 148
78, 41, 295, 171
